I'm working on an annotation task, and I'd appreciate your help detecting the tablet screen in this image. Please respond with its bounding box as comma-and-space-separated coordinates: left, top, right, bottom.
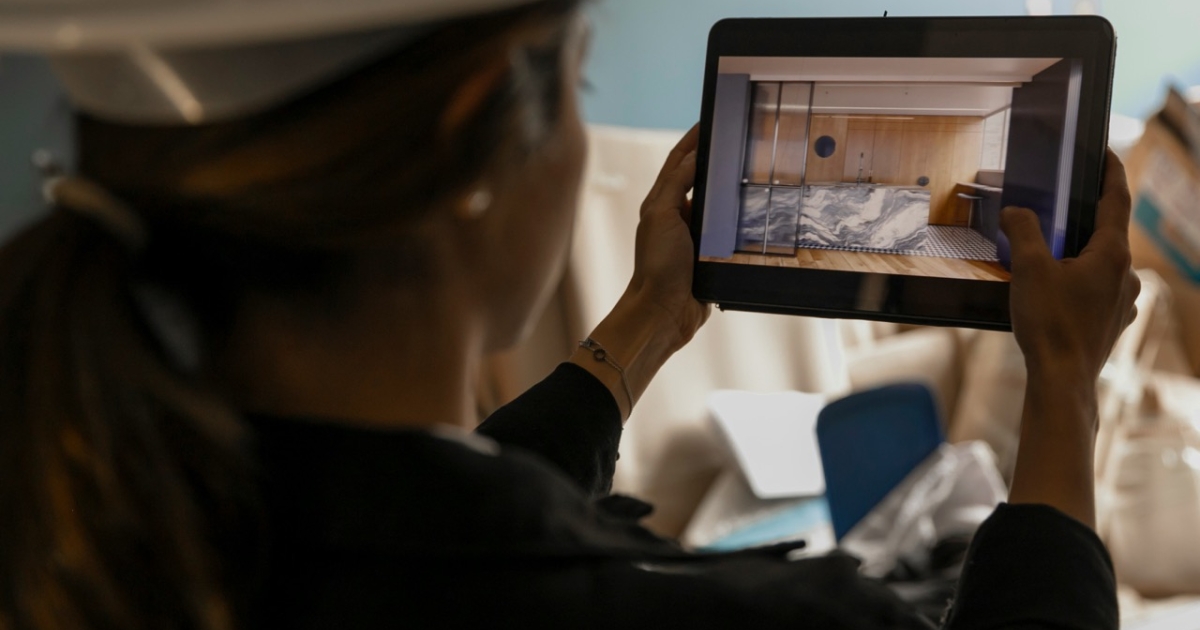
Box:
698, 55, 1084, 284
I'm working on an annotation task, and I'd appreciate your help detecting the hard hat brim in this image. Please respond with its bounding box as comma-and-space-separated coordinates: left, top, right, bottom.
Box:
0, 0, 537, 51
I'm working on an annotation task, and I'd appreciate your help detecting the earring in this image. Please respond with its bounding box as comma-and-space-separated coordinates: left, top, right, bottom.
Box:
32, 149, 64, 205
31, 149, 63, 177
466, 188, 492, 218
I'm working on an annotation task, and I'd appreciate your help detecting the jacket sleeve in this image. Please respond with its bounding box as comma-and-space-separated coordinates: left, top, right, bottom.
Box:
476, 363, 623, 498
942, 503, 1119, 630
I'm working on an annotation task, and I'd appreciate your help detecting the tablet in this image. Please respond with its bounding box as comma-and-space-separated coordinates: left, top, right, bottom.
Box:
691, 16, 1117, 331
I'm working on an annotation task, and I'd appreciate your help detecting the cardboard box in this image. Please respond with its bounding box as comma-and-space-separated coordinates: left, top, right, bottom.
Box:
1126, 88, 1200, 376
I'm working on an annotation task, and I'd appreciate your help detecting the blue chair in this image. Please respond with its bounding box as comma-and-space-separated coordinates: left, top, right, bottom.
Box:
816, 383, 945, 540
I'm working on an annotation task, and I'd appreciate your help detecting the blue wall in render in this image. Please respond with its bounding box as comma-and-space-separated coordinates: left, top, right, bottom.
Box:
699, 73, 750, 259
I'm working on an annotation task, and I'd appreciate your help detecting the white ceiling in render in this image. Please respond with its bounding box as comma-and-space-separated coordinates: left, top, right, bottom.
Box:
810, 83, 1015, 116
725, 56, 1062, 116
719, 56, 1062, 83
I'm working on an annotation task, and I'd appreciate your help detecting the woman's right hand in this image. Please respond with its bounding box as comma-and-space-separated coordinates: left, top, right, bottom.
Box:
625, 124, 711, 351
1002, 149, 1141, 385
572, 126, 710, 422
1001, 148, 1141, 529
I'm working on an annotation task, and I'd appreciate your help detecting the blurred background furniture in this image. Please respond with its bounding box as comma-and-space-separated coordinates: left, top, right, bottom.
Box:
484, 124, 1200, 623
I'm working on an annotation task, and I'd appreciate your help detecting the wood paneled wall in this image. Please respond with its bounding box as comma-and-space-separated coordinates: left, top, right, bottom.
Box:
741, 106, 986, 226
802, 115, 851, 185
808, 115, 985, 226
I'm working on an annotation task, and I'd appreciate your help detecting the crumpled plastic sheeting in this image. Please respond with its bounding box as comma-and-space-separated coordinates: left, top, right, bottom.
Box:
840, 441, 1008, 579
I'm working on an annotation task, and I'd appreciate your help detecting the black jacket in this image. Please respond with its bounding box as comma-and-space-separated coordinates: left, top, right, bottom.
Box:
243, 363, 1117, 629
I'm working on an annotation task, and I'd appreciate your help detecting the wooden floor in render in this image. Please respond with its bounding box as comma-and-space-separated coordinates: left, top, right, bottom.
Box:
703, 248, 1012, 282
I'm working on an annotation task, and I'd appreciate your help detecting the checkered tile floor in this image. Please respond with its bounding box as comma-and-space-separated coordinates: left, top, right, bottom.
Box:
801, 226, 999, 262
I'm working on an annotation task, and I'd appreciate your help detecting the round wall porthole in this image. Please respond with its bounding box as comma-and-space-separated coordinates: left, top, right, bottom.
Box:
814, 136, 837, 159
917, 176, 930, 187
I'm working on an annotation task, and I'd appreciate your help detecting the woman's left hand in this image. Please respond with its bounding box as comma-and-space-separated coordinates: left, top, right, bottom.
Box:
624, 123, 711, 349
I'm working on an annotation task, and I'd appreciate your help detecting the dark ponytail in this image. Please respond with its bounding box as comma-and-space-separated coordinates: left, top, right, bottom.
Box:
0, 207, 254, 630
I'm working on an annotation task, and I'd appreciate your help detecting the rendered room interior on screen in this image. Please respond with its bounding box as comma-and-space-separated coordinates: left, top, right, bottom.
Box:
700, 56, 1083, 283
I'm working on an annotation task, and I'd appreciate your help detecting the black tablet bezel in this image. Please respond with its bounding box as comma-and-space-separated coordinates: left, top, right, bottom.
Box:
690, 16, 1117, 331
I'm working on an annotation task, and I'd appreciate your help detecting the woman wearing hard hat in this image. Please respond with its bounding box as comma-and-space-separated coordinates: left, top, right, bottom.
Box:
0, 1, 1136, 628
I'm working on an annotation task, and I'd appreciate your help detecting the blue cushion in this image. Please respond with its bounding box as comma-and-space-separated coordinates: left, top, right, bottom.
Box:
816, 384, 945, 540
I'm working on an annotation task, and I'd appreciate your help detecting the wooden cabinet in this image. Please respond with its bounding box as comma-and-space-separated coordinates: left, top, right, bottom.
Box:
743, 100, 987, 225
814, 115, 984, 225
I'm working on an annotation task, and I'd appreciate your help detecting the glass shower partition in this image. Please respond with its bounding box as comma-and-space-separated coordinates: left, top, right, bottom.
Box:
737, 81, 814, 256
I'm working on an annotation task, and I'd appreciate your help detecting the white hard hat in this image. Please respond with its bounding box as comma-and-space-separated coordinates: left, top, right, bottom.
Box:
0, 0, 543, 125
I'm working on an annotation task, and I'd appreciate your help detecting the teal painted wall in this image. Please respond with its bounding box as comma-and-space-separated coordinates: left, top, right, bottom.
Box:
580, 0, 1027, 130
581, 0, 1200, 130
1104, 0, 1200, 120
2, 0, 1198, 233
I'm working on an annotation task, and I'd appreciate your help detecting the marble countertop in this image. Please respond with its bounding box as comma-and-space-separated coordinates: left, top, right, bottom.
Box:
735, 183, 934, 253
797, 185, 932, 251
